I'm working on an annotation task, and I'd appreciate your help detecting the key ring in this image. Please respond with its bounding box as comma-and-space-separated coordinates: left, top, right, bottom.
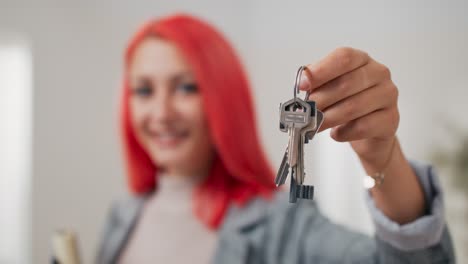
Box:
293, 66, 311, 103
293, 66, 303, 103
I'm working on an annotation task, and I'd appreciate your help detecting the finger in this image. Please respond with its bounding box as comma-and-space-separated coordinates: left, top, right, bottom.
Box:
330, 107, 399, 142
308, 60, 390, 110
299, 47, 370, 91
319, 81, 398, 132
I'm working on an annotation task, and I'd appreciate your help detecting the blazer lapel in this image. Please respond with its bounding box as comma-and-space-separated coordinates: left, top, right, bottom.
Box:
101, 196, 146, 264
212, 196, 271, 264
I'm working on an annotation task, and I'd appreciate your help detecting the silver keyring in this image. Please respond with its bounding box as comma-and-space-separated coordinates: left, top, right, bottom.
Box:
293, 66, 310, 103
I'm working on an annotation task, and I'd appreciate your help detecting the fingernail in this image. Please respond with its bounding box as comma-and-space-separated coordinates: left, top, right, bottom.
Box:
299, 74, 311, 91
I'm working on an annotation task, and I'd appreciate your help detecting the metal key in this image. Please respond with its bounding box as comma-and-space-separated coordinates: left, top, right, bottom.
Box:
275, 139, 291, 186
295, 126, 306, 184
306, 109, 324, 143
280, 98, 311, 168
296, 105, 324, 184
290, 110, 315, 203
276, 101, 321, 186
275, 144, 290, 186
295, 101, 316, 184
275, 100, 323, 186
276, 98, 311, 186
290, 109, 324, 202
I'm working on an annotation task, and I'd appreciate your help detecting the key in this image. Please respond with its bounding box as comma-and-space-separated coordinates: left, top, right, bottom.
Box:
293, 100, 317, 184
279, 98, 311, 167
289, 169, 314, 203
290, 136, 314, 203
274, 145, 290, 186
300, 109, 325, 183
277, 97, 311, 187
275, 99, 310, 186
306, 109, 324, 143
277, 100, 318, 186
295, 130, 305, 184
295, 103, 317, 184
296, 107, 324, 184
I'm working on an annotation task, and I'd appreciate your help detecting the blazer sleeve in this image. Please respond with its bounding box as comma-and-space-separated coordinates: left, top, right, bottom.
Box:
295, 160, 455, 263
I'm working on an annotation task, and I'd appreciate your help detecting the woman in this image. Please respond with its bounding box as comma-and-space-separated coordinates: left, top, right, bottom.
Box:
97, 14, 454, 263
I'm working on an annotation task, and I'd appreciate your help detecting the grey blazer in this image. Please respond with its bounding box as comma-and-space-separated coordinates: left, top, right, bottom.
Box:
96, 161, 455, 263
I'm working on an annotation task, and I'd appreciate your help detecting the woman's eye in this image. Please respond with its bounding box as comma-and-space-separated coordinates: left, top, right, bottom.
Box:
133, 86, 153, 97
176, 83, 198, 94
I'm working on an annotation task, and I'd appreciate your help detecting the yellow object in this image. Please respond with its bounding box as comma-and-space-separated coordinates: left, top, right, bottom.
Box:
51, 229, 81, 264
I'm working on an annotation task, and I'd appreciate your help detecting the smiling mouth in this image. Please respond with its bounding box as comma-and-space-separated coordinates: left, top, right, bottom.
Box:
150, 130, 189, 148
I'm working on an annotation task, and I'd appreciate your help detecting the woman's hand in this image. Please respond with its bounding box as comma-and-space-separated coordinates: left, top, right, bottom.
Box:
299, 47, 398, 173
300, 47, 426, 224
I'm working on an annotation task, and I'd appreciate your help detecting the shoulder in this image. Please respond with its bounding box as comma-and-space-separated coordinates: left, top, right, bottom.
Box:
96, 194, 148, 264
108, 194, 147, 224
102, 193, 149, 237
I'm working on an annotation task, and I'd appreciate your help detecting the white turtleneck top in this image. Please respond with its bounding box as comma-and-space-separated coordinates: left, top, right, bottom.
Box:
118, 174, 218, 264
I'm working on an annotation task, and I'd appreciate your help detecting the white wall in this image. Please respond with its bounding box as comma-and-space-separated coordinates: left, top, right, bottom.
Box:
0, 1, 467, 263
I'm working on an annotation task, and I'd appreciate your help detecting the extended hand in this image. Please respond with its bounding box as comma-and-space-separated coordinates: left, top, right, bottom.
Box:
300, 47, 426, 224
300, 47, 399, 171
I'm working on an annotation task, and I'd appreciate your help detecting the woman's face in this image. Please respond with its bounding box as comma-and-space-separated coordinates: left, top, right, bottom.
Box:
128, 37, 215, 177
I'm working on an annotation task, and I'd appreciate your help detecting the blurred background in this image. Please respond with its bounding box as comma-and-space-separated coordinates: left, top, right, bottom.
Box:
1, 0, 467, 263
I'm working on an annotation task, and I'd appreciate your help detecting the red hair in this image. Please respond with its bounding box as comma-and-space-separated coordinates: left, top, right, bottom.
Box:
121, 14, 276, 229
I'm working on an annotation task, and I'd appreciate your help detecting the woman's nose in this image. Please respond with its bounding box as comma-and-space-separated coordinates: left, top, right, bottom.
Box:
149, 90, 175, 122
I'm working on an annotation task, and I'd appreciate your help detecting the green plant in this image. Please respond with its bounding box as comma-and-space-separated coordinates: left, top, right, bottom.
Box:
431, 123, 468, 193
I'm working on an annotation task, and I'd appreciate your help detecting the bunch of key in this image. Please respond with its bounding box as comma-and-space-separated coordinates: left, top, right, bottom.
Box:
275, 66, 324, 203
